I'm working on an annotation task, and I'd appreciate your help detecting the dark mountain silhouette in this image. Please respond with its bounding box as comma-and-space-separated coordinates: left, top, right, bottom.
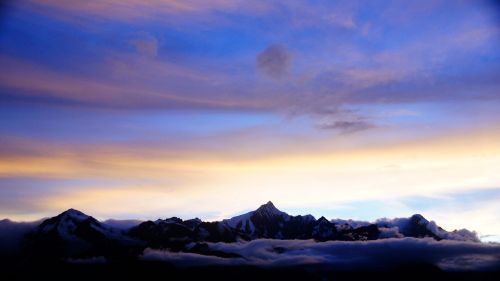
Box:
0, 201, 479, 262
220, 201, 381, 241
1, 201, 495, 281
393, 214, 441, 239
24, 209, 143, 260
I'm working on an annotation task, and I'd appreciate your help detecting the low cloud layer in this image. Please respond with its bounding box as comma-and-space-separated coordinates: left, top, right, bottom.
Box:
142, 238, 500, 271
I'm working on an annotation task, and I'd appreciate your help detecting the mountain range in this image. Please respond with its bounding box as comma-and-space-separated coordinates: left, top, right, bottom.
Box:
0, 201, 479, 262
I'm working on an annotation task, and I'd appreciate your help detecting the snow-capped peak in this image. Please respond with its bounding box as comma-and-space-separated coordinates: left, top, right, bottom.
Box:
223, 201, 289, 234
223, 211, 255, 231
59, 208, 90, 221
254, 201, 288, 218
38, 209, 96, 236
36, 209, 127, 242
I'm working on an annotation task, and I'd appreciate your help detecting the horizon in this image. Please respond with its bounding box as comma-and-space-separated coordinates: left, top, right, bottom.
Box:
0, 200, 434, 222
1, 0, 500, 246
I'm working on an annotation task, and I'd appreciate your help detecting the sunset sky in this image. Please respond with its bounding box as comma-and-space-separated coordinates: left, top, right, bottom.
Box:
0, 1, 499, 241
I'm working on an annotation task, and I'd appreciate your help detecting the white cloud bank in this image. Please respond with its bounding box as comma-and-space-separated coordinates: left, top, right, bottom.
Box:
142, 238, 500, 271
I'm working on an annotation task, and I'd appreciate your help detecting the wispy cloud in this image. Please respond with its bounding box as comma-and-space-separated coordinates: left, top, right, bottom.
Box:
129, 33, 159, 57
0, 55, 266, 110
2, 1, 499, 115
18, 0, 273, 23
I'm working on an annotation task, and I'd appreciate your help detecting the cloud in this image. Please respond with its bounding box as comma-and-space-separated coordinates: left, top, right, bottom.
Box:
142, 248, 244, 267
319, 120, 374, 134
328, 13, 356, 29
256, 45, 292, 79
130, 34, 158, 57
17, 0, 272, 26
1, 128, 500, 222
66, 256, 107, 264
2, 3, 499, 114
142, 238, 500, 271
0, 219, 39, 254
0, 55, 265, 110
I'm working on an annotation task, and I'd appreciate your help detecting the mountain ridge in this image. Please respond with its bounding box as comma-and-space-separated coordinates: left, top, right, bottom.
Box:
35, 201, 480, 242
0, 201, 480, 261
1, 202, 497, 280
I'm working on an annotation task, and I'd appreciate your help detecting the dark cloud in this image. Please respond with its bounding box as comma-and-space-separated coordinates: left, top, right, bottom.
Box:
256, 45, 292, 79
319, 120, 374, 133
0, 219, 39, 254
66, 256, 107, 264
142, 248, 244, 267
142, 238, 500, 271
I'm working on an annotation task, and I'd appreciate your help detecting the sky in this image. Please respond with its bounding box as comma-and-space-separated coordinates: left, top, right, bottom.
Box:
0, 1, 499, 241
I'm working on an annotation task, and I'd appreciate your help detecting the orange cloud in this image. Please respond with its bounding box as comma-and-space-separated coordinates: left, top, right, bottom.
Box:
0, 123, 499, 228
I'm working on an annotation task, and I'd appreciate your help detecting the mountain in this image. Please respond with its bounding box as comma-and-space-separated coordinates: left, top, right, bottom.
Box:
102, 219, 142, 230
128, 216, 244, 250
26, 209, 141, 259
223, 201, 291, 238
1, 201, 479, 262
221, 201, 381, 241
397, 214, 441, 239
128, 201, 476, 247
35, 208, 115, 239
376, 214, 479, 242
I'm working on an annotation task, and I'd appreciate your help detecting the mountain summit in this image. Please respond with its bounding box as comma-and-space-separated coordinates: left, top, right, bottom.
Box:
255, 201, 279, 214
29, 208, 138, 258
223, 201, 290, 237
253, 201, 290, 220
37, 208, 100, 236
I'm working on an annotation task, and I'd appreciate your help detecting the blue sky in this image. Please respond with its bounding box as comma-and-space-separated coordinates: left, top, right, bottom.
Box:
0, 0, 499, 241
